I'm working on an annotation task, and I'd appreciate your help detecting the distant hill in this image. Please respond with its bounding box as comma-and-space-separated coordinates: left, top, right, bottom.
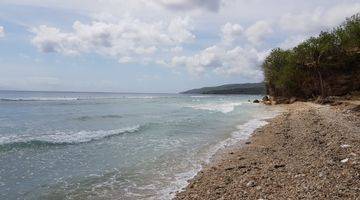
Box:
181, 83, 266, 95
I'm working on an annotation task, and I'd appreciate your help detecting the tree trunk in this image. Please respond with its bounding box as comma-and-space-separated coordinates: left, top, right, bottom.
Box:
317, 69, 325, 97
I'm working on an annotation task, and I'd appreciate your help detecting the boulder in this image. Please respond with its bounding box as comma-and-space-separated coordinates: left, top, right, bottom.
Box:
253, 99, 260, 103
246, 180, 257, 187
315, 96, 335, 104
262, 95, 270, 102
263, 100, 272, 105
289, 97, 297, 104
275, 97, 290, 104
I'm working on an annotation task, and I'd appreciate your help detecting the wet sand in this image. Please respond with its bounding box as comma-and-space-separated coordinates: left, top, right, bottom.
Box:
175, 101, 360, 200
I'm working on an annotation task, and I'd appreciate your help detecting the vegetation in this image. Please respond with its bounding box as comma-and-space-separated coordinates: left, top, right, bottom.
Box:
263, 14, 360, 99
181, 83, 265, 95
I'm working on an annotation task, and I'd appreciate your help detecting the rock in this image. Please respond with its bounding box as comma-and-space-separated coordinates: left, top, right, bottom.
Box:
225, 167, 235, 171
340, 158, 349, 163
340, 144, 351, 148
264, 100, 272, 105
315, 96, 335, 104
278, 98, 290, 104
253, 99, 260, 103
351, 105, 360, 112
330, 101, 343, 106
246, 180, 257, 187
294, 174, 305, 178
345, 94, 352, 100
262, 96, 270, 102
245, 141, 251, 144
274, 164, 286, 169
289, 97, 297, 104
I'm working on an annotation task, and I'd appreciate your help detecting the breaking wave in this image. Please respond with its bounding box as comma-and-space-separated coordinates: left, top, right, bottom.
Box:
186, 102, 242, 113
0, 97, 80, 101
0, 125, 141, 150
74, 115, 123, 121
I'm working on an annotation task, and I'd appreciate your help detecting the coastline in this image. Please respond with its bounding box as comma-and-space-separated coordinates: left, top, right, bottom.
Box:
163, 103, 282, 200
174, 101, 360, 199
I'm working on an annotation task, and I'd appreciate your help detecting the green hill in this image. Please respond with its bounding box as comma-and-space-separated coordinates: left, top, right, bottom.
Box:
181, 83, 266, 95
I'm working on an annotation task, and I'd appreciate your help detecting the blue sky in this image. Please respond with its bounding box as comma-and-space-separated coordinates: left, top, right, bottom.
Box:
0, 0, 359, 93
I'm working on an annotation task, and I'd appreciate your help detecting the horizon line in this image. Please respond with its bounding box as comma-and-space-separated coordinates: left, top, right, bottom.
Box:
0, 89, 179, 94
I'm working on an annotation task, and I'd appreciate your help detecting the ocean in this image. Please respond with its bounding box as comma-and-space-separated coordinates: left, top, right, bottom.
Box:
0, 90, 279, 200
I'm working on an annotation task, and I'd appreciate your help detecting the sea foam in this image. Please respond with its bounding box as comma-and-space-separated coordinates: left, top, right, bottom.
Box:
0, 125, 141, 147
0, 97, 79, 101
186, 102, 242, 113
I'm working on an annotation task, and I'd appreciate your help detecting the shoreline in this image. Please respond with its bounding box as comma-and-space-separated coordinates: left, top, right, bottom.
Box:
164, 105, 282, 199
174, 101, 360, 199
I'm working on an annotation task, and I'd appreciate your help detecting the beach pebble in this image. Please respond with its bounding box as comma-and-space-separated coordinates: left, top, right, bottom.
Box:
246, 180, 257, 187
294, 174, 305, 178
340, 144, 351, 148
274, 164, 286, 169
349, 153, 357, 156
340, 158, 349, 163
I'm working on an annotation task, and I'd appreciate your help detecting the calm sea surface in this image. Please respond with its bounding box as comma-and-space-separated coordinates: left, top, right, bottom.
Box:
0, 91, 279, 200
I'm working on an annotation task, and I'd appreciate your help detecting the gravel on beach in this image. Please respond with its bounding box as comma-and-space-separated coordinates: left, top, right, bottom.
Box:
175, 101, 360, 200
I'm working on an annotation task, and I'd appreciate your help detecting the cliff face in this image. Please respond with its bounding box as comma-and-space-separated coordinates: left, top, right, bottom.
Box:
263, 14, 360, 100
266, 63, 360, 99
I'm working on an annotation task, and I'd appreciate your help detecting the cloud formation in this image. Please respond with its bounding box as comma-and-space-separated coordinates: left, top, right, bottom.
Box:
279, 3, 360, 33
155, 0, 223, 12
31, 17, 195, 63
171, 45, 264, 80
245, 20, 273, 45
24, 0, 360, 82
221, 22, 243, 44
0, 26, 5, 37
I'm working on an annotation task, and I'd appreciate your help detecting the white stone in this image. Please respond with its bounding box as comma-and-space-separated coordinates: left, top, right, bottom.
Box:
340, 144, 351, 148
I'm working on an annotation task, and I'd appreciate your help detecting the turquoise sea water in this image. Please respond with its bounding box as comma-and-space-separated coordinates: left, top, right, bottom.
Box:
0, 91, 279, 200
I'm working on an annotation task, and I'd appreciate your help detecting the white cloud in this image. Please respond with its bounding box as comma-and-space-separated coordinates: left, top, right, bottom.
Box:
170, 46, 183, 53
279, 3, 360, 33
213, 46, 263, 79
156, 59, 168, 66
171, 45, 263, 80
118, 56, 133, 64
168, 17, 195, 43
279, 35, 308, 49
221, 22, 243, 44
6, 0, 360, 87
0, 26, 5, 37
245, 20, 273, 45
31, 17, 195, 63
155, 0, 223, 12
171, 45, 224, 75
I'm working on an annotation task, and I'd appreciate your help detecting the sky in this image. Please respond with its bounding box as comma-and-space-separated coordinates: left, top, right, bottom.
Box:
0, 0, 359, 93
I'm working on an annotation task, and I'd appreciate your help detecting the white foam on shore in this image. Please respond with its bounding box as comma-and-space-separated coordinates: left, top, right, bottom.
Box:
0, 125, 141, 146
207, 110, 281, 161
158, 109, 281, 200
186, 102, 242, 114
0, 97, 79, 101
125, 96, 158, 99
190, 95, 213, 98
